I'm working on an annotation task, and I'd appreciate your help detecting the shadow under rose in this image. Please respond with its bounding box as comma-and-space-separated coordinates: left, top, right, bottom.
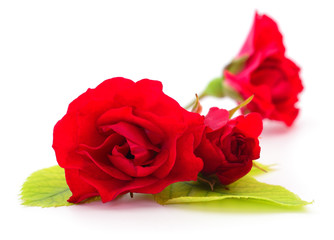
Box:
261, 120, 296, 136
74, 193, 158, 211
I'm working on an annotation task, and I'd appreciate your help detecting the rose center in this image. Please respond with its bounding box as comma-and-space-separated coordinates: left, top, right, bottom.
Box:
111, 137, 156, 166
230, 135, 247, 157
126, 151, 135, 160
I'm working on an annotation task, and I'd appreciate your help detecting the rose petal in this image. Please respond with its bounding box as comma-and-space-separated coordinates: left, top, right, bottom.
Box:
108, 148, 168, 177
65, 169, 99, 203
137, 134, 203, 193
78, 132, 124, 152
97, 106, 164, 138
133, 109, 186, 136
204, 107, 229, 131
195, 133, 225, 174
107, 122, 160, 152
80, 172, 159, 202
239, 13, 285, 57
78, 149, 133, 181
234, 113, 263, 138
55, 78, 135, 151
74, 133, 133, 181
216, 160, 253, 185
152, 139, 177, 179
127, 140, 156, 166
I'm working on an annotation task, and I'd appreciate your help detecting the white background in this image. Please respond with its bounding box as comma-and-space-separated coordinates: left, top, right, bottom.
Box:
1, 0, 333, 239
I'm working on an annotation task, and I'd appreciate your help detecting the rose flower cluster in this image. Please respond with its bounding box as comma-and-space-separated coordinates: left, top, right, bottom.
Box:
53, 78, 262, 203
52, 13, 302, 203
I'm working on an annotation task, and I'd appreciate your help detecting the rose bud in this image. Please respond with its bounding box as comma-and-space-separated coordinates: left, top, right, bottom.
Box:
224, 12, 303, 126
53, 77, 204, 203
195, 107, 263, 185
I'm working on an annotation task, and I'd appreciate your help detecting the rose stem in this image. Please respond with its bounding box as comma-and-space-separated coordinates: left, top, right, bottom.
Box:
197, 176, 215, 191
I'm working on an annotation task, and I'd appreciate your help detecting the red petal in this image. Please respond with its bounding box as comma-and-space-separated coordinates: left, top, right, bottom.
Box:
204, 107, 229, 131
107, 122, 160, 152
65, 169, 99, 203
234, 113, 263, 138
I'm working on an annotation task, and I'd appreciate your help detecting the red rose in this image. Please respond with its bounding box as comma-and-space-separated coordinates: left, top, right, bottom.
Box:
53, 77, 204, 203
195, 108, 262, 185
224, 13, 303, 126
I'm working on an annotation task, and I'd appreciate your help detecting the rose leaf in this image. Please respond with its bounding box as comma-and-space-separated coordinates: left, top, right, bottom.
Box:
153, 175, 310, 207
20, 165, 100, 207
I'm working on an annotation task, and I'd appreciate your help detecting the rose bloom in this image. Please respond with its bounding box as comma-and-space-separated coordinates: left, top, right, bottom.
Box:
224, 13, 303, 126
195, 107, 262, 185
53, 77, 204, 203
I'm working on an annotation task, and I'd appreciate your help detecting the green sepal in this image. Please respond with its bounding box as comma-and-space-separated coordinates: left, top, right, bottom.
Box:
249, 162, 275, 177
21, 165, 100, 207
229, 95, 253, 118
191, 94, 202, 114
202, 77, 224, 98
225, 55, 248, 75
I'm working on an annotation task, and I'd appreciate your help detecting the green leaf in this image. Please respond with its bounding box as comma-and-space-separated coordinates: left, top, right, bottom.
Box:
21, 166, 73, 207
21, 165, 101, 207
154, 176, 310, 207
229, 95, 253, 118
